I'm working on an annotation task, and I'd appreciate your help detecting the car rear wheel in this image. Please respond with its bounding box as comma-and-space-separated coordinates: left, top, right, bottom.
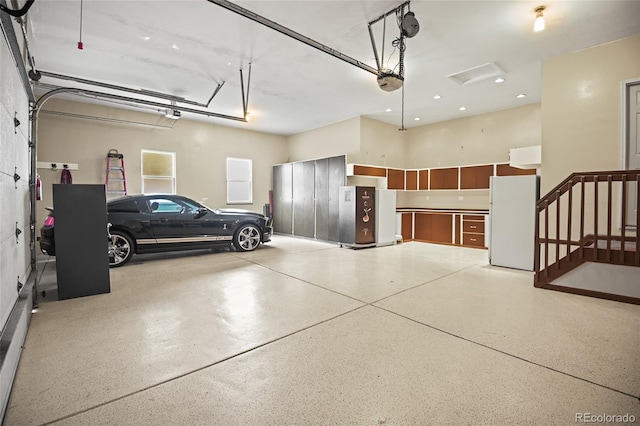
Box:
109, 230, 134, 267
233, 224, 261, 252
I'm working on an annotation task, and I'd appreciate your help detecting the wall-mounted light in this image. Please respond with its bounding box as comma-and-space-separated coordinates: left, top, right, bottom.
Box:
534, 6, 546, 32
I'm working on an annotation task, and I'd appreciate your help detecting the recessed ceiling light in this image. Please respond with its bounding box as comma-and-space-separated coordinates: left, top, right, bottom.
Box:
414, 117, 420, 121
142, 36, 151, 41
171, 44, 179, 50
494, 77, 505, 83
227, 62, 232, 66
516, 94, 527, 99
433, 95, 442, 100
385, 108, 392, 112
459, 106, 466, 111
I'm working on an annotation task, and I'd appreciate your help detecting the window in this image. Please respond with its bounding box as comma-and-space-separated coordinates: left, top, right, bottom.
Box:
147, 197, 200, 214
226, 157, 252, 204
142, 150, 175, 194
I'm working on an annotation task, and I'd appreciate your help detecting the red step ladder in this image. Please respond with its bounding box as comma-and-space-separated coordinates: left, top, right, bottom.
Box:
106, 149, 127, 196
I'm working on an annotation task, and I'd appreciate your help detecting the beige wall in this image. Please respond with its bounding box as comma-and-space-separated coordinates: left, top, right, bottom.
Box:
354, 117, 406, 168
284, 115, 405, 167
36, 99, 288, 224
405, 103, 541, 169
541, 34, 640, 194
398, 103, 541, 209
285, 117, 360, 163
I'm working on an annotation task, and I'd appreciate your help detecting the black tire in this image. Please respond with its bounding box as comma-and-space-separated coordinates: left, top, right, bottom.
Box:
108, 230, 134, 267
232, 223, 262, 252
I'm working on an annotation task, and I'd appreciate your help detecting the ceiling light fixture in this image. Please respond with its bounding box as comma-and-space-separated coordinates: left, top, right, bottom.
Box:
516, 94, 527, 99
459, 107, 467, 111
433, 95, 442, 100
385, 108, 392, 112
414, 117, 420, 121
534, 6, 546, 32
494, 77, 505, 83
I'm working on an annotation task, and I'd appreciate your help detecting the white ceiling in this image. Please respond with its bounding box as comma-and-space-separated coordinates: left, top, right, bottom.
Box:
26, 1, 640, 135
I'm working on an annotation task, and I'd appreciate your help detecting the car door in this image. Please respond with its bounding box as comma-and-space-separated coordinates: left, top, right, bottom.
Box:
146, 196, 230, 249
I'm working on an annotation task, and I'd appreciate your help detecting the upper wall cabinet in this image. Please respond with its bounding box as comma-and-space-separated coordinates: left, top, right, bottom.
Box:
352, 165, 386, 177
387, 168, 405, 190
406, 170, 418, 190
418, 170, 429, 190
346, 161, 535, 191
430, 167, 458, 190
509, 146, 541, 169
497, 164, 536, 176
460, 165, 494, 189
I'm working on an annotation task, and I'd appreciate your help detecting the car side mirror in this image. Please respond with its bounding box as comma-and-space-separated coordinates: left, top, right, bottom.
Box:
195, 208, 208, 219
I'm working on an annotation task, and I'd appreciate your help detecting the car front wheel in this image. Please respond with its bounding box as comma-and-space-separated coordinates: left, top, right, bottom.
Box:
109, 230, 134, 267
233, 224, 261, 252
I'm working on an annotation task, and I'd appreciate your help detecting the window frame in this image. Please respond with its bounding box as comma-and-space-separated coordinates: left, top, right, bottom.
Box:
141, 149, 176, 195
226, 157, 253, 205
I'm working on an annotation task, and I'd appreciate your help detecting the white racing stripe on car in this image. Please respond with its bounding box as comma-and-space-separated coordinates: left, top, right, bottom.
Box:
139, 236, 234, 244
136, 239, 157, 245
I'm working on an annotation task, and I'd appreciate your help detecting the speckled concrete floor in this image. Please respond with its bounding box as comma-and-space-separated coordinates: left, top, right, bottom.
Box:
5, 236, 640, 425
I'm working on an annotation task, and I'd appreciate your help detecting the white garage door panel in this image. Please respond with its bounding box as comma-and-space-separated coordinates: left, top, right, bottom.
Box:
0, 39, 15, 116
15, 188, 30, 282
0, 107, 15, 176
1, 23, 33, 420
14, 93, 29, 141
0, 236, 18, 330
0, 174, 15, 244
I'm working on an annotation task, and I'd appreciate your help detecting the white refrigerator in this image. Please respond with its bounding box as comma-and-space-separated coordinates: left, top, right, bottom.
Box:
489, 175, 539, 271
375, 189, 397, 247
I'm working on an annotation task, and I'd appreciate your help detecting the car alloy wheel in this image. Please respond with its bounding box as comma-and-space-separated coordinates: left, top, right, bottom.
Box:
233, 224, 261, 251
108, 230, 134, 267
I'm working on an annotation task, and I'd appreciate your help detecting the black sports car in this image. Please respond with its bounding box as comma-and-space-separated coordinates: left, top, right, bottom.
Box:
40, 194, 273, 267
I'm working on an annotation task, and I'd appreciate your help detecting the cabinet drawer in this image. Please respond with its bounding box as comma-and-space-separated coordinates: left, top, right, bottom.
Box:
463, 234, 485, 247
464, 215, 485, 221
463, 221, 485, 233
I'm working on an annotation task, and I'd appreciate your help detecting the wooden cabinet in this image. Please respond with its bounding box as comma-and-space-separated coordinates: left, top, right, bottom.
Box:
387, 168, 405, 190
399, 210, 487, 249
461, 214, 486, 248
460, 165, 494, 189
405, 170, 418, 190
414, 213, 453, 244
418, 170, 429, 190
349, 162, 536, 192
353, 165, 386, 177
496, 164, 536, 176
430, 167, 458, 190
401, 213, 413, 241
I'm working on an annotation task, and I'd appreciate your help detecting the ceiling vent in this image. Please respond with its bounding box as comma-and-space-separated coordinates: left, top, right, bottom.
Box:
447, 62, 505, 86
